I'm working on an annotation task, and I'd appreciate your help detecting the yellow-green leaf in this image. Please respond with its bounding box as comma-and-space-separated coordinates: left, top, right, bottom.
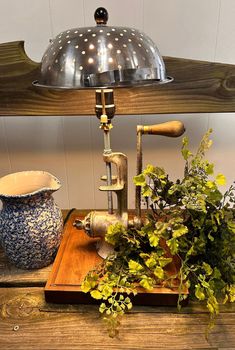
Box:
215, 173, 226, 186
133, 174, 146, 186
91, 290, 103, 299
195, 285, 205, 301
128, 260, 144, 274
154, 266, 164, 279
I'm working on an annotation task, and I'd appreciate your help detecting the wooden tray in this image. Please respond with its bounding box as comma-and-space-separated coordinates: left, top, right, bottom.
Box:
45, 211, 188, 305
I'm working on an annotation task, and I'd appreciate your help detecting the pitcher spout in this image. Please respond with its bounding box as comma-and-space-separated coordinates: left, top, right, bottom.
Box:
0, 171, 61, 199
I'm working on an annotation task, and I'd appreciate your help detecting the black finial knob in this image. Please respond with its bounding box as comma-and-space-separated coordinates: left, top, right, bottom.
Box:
94, 7, 108, 25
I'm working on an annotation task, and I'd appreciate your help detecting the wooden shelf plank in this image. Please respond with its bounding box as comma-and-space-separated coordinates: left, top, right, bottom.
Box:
1, 287, 235, 350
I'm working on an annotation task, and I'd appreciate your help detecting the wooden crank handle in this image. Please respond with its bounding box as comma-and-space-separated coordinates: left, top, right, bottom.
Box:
137, 121, 185, 137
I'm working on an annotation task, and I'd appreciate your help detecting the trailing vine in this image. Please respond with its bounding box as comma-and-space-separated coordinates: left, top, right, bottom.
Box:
81, 129, 235, 336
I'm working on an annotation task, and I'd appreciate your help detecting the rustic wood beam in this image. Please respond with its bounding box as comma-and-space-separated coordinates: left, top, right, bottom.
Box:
0, 41, 235, 116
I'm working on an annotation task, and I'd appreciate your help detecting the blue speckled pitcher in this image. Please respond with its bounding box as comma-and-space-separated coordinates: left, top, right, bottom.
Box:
0, 171, 63, 269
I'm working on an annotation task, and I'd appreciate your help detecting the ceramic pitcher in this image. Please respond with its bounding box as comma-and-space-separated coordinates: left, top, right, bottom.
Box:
0, 171, 63, 269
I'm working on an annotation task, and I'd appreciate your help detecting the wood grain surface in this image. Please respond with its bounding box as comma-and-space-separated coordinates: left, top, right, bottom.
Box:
0, 287, 235, 350
0, 210, 235, 349
1, 41, 235, 116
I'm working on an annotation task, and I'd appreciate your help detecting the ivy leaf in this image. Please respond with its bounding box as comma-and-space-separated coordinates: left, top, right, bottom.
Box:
99, 303, 107, 314
106, 223, 126, 245
145, 256, 157, 269
142, 185, 152, 197
216, 173, 226, 186
167, 238, 179, 254
182, 148, 193, 161
205, 163, 214, 175
148, 232, 160, 247
139, 276, 154, 290
206, 181, 215, 189
227, 285, 235, 302
81, 280, 92, 293
154, 266, 164, 279
128, 260, 144, 274
207, 295, 219, 315
195, 284, 206, 301
227, 220, 235, 234
158, 257, 172, 267
91, 290, 103, 300
202, 262, 213, 276
143, 164, 156, 176
172, 225, 188, 238
133, 174, 146, 186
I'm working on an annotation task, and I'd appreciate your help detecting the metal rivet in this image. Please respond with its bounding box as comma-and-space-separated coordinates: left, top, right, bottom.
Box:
79, 66, 83, 70
59, 46, 62, 50
128, 39, 132, 42
88, 29, 91, 32
108, 57, 113, 63
138, 44, 142, 47
120, 33, 123, 37
123, 44, 127, 47
82, 51, 85, 54
108, 43, 113, 49
107, 33, 111, 36
118, 64, 122, 69
99, 29, 103, 33
13, 325, 19, 332
117, 49, 121, 54
67, 30, 70, 33
84, 38, 88, 42
123, 29, 127, 33
111, 28, 115, 31
74, 30, 78, 34
88, 58, 94, 63
89, 44, 95, 49
115, 38, 119, 41
67, 41, 71, 44
92, 33, 96, 37
66, 35, 70, 38
75, 45, 79, 48
79, 34, 83, 37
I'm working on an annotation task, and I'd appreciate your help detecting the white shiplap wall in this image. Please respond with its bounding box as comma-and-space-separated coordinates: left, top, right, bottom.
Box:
0, 0, 234, 209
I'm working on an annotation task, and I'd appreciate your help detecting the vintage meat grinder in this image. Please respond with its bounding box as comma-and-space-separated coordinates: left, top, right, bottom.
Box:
34, 7, 185, 258
73, 89, 185, 257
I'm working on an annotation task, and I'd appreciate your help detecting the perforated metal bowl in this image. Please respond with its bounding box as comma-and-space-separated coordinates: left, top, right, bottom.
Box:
34, 7, 172, 89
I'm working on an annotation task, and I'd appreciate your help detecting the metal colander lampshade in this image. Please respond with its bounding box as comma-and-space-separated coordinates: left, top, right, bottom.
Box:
34, 7, 172, 89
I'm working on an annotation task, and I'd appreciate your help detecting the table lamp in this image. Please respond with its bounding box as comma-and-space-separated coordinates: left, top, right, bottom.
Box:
33, 7, 184, 258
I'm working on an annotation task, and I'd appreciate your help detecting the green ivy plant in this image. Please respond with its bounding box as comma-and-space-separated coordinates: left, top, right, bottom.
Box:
81, 129, 235, 337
